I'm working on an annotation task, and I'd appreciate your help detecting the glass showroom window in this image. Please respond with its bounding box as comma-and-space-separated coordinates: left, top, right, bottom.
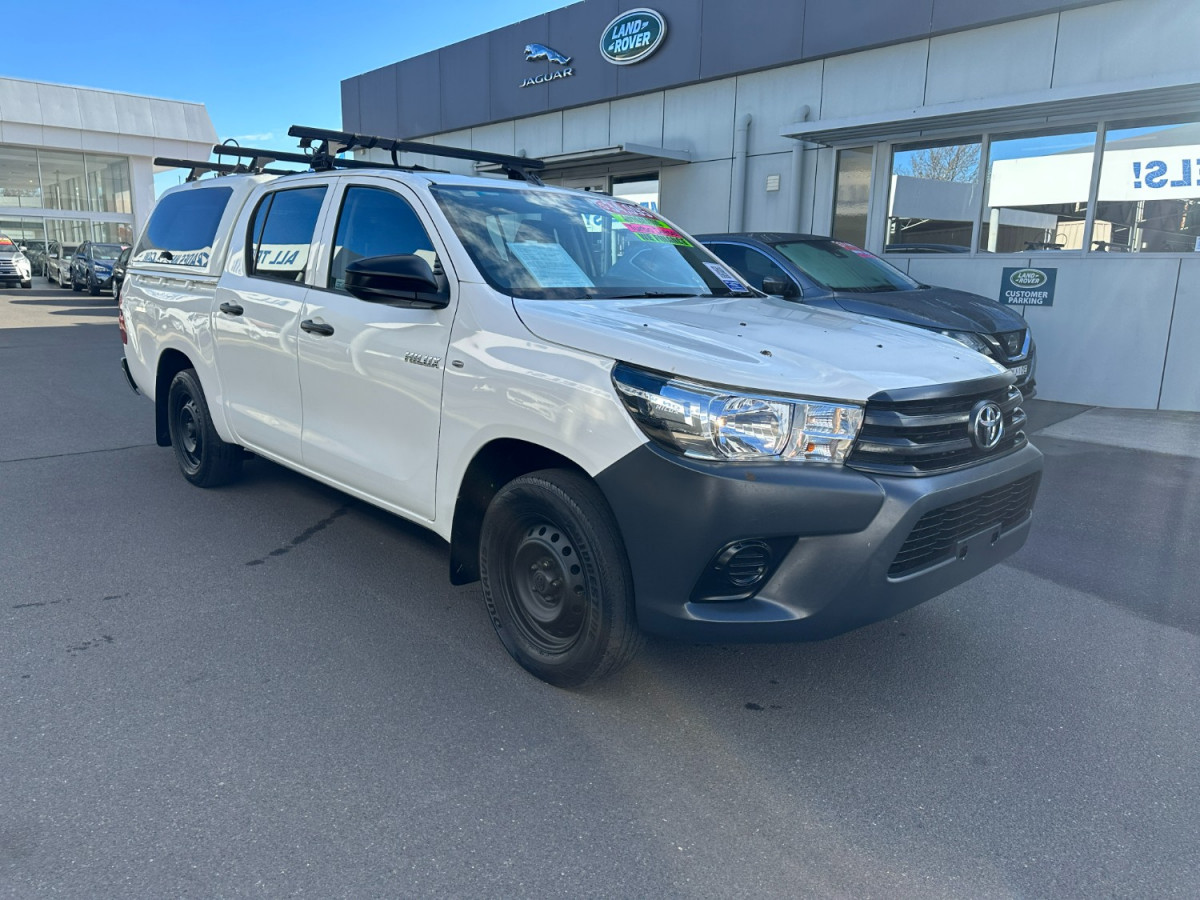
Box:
831, 146, 873, 247
886, 138, 981, 252
92, 221, 134, 244
40, 151, 89, 212
86, 155, 132, 214
980, 128, 1097, 252
1094, 117, 1200, 252
0, 146, 43, 209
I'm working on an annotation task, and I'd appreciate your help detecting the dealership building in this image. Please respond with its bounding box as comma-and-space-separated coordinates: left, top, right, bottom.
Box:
0, 77, 216, 255
342, 0, 1200, 411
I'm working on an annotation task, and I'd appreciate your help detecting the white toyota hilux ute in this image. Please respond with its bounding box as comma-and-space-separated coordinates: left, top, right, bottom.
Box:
120, 132, 1042, 687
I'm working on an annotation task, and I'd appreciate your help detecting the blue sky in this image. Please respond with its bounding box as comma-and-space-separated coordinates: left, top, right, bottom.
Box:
4, 0, 567, 191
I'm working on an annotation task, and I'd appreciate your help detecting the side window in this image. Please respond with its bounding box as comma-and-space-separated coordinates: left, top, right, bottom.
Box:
709, 244, 791, 292
327, 186, 439, 293
133, 186, 234, 268
247, 186, 328, 283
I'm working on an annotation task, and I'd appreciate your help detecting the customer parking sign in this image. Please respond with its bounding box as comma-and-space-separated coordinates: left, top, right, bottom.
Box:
1000, 267, 1056, 307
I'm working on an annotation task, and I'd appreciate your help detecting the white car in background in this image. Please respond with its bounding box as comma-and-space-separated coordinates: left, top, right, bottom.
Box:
0, 235, 32, 289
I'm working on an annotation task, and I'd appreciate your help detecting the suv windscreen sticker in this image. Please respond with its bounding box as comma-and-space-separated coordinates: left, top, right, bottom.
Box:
703, 262, 750, 292
508, 241, 595, 288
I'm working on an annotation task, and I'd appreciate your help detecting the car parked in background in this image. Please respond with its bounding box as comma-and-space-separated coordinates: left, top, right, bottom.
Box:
0, 234, 33, 289
70, 241, 125, 295
111, 246, 131, 300
46, 241, 78, 287
697, 233, 1037, 397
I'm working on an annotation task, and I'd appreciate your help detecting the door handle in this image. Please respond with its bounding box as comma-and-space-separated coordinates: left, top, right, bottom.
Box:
219, 302, 244, 316
301, 319, 335, 336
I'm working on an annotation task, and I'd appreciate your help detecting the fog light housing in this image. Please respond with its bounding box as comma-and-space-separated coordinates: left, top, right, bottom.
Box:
690, 537, 794, 603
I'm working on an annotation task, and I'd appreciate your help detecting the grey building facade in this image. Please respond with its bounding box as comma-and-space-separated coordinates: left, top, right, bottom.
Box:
342, 0, 1200, 411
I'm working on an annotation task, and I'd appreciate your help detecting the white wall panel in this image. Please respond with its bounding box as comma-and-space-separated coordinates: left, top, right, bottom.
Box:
148, 100, 188, 142
78, 90, 119, 134
0, 123, 43, 148
1054, 0, 1199, 88
734, 63, 823, 158
610, 94, 664, 147
926, 16, 1058, 105
663, 80, 735, 161
742, 152, 796, 233
821, 42, 929, 119
562, 105, 610, 154
660, 159, 732, 234
1160, 257, 1200, 412
183, 104, 217, 144
83, 131, 121, 154
36, 84, 83, 130
470, 122, 516, 155
112, 94, 155, 137
39, 125, 83, 151
0, 79, 43, 124
515, 112, 563, 159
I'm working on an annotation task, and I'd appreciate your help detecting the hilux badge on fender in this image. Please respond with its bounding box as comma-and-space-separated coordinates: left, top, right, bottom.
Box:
600, 8, 666, 65
969, 400, 1004, 450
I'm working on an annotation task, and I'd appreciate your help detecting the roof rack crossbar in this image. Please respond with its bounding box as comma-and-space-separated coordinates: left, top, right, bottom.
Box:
288, 125, 546, 183
154, 157, 299, 182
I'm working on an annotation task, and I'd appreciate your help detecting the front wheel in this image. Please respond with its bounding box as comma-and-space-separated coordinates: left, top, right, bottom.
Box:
71, 272, 82, 292
166, 368, 243, 487
88, 275, 100, 296
480, 469, 642, 688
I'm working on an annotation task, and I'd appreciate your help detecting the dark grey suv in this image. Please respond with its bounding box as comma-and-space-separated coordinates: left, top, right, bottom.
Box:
698, 233, 1037, 397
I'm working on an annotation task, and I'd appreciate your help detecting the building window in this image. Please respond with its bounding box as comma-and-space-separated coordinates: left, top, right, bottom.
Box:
86, 155, 133, 214
611, 174, 659, 213
979, 128, 1097, 252
40, 151, 90, 212
886, 139, 981, 252
0, 147, 42, 209
831, 147, 873, 247
1094, 117, 1200, 253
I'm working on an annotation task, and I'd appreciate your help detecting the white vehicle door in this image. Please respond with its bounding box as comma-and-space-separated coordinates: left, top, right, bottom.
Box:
212, 182, 330, 463
298, 179, 455, 522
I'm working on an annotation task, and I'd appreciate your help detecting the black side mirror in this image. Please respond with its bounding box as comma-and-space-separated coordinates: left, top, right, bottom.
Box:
344, 254, 449, 309
761, 275, 800, 299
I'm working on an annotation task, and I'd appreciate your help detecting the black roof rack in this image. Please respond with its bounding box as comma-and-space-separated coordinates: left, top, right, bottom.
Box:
289, 125, 546, 184
158, 126, 548, 185
153, 157, 301, 182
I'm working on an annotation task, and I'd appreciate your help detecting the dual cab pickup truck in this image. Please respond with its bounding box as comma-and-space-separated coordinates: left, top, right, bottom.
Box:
120, 130, 1041, 687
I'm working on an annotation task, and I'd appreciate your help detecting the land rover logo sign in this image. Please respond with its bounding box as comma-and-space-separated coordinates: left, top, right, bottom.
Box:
969, 400, 1005, 451
600, 8, 666, 65
1000, 266, 1057, 306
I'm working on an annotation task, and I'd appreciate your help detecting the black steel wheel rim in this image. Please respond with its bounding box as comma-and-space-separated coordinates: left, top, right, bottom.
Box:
175, 396, 203, 471
505, 519, 588, 653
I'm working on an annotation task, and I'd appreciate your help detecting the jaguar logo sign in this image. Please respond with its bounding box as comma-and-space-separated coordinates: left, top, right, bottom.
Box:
600, 8, 666, 65
521, 43, 575, 88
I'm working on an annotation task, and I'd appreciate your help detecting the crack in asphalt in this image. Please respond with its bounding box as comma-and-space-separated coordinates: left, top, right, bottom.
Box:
245, 505, 352, 566
0, 443, 156, 464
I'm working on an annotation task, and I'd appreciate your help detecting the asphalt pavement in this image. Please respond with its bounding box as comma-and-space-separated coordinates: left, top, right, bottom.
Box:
2, 281, 1198, 898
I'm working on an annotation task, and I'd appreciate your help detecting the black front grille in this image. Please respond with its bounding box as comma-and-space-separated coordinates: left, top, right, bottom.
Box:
889, 474, 1040, 576
997, 329, 1027, 359
847, 379, 1027, 476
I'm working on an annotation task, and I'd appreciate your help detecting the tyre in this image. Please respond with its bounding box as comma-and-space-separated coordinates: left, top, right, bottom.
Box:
166, 368, 243, 487
88, 275, 100, 296
21, 280, 31, 289
71, 271, 82, 292
480, 469, 642, 687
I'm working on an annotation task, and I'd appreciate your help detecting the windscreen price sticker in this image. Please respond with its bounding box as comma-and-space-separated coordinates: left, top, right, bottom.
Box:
1000, 266, 1056, 307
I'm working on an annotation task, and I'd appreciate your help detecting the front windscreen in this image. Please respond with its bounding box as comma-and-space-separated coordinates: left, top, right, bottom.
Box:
774, 239, 921, 293
431, 185, 750, 300
91, 243, 123, 260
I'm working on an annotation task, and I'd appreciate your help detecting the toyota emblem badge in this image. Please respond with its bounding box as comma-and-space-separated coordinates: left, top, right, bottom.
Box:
969, 401, 1005, 450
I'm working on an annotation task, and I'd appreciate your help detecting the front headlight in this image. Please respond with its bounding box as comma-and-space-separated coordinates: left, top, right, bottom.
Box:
612, 363, 863, 463
93, 262, 111, 273
938, 329, 991, 355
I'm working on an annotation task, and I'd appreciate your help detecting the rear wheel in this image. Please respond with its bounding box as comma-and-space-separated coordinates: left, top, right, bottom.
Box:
480, 469, 641, 687
166, 368, 243, 487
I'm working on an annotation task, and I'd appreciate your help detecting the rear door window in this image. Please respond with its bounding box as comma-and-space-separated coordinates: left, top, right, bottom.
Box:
133, 186, 233, 268
247, 186, 328, 283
